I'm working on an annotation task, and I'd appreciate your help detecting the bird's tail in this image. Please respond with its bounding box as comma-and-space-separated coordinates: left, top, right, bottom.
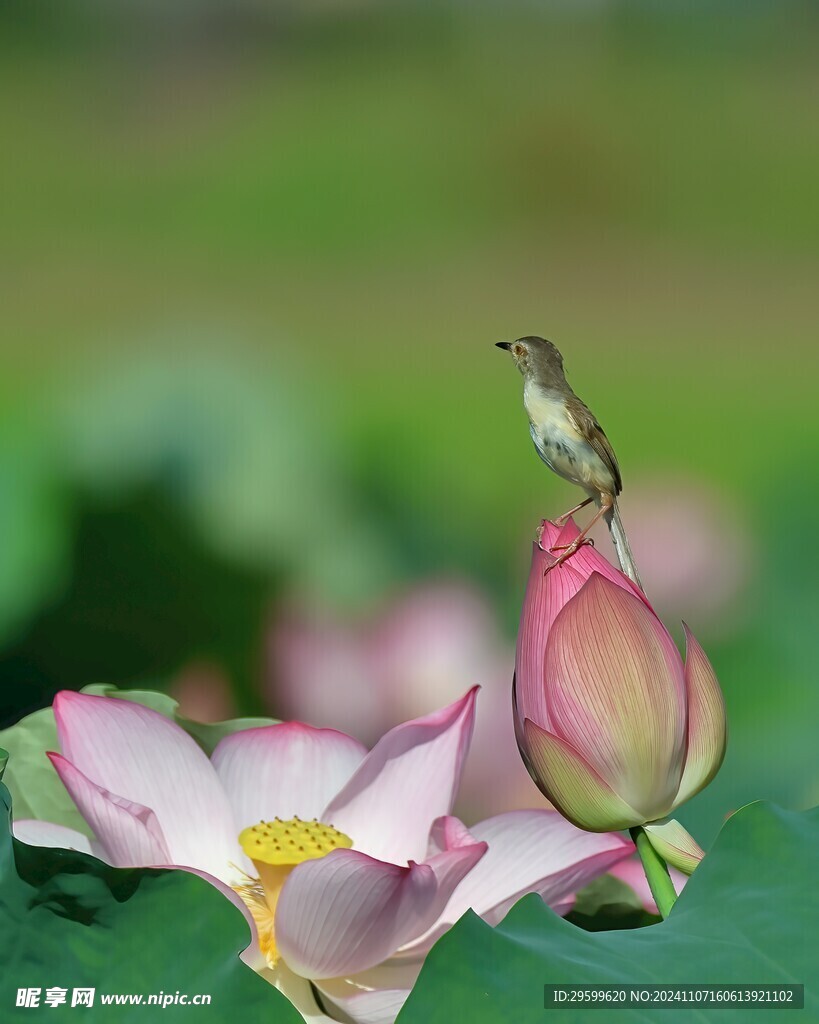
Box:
604, 500, 643, 590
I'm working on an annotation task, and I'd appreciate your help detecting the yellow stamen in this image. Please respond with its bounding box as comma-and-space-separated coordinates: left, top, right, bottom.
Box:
233, 817, 353, 967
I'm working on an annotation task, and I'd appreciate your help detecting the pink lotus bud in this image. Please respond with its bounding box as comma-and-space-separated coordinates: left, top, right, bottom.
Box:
514, 519, 726, 853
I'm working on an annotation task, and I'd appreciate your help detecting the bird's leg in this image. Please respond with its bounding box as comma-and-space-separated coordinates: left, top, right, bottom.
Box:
554, 496, 594, 526
547, 497, 613, 570
538, 496, 593, 547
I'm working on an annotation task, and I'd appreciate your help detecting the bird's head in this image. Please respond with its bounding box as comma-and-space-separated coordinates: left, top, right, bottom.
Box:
495, 336, 564, 379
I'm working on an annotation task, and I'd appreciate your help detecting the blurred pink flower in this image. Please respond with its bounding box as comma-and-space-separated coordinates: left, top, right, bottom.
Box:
515, 519, 726, 872
594, 477, 751, 633
270, 582, 547, 818
14, 689, 632, 1024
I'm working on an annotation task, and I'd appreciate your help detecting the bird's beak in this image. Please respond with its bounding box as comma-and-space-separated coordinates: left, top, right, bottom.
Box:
495, 341, 512, 351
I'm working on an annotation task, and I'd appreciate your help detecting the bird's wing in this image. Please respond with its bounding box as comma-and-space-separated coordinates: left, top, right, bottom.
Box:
567, 401, 622, 495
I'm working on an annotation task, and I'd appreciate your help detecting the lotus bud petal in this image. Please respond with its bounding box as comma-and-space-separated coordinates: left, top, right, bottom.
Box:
643, 818, 705, 875
674, 626, 727, 808
514, 521, 727, 834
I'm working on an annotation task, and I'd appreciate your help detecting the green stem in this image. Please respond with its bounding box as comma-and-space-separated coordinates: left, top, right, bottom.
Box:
630, 826, 677, 920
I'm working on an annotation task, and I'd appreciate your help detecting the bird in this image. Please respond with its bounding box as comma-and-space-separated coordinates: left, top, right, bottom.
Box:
496, 336, 642, 587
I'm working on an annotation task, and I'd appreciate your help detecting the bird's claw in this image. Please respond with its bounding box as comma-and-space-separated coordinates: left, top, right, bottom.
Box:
549, 537, 594, 553
543, 536, 594, 575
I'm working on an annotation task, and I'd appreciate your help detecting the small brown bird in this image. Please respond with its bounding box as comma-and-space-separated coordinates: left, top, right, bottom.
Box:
496, 336, 641, 587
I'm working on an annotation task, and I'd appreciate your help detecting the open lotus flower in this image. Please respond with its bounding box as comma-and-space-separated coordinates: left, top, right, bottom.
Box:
14, 688, 632, 1024
514, 519, 727, 873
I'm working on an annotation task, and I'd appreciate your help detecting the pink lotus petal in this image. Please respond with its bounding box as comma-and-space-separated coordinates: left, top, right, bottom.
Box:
48, 753, 170, 867
275, 851, 441, 980
212, 722, 367, 830
608, 857, 687, 916
418, 840, 488, 927
515, 530, 589, 732
515, 520, 648, 733
537, 518, 570, 551
426, 815, 479, 855
315, 960, 422, 1024
643, 818, 705, 875
323, 689, 477, 864
461, 810, 632, 924
402, 810, 632, 954
544, 574, 686, 820
675, 625, 727, 807
538, 519, 650, 600
554, 524, 649, 603
522, 719, 644, 831
12, 819, 100, 857
53, 691, 244, 880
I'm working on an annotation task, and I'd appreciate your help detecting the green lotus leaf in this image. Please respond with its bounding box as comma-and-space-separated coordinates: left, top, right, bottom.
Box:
399, 802, 817, 1023
0, 783, 298, 1021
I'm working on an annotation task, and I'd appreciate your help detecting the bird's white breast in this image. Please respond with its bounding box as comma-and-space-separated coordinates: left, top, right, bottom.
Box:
523, 382, 581, 439
523, 381, 604, 492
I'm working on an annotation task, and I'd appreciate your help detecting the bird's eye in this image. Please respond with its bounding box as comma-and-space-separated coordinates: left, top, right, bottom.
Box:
512, 344, 527, 358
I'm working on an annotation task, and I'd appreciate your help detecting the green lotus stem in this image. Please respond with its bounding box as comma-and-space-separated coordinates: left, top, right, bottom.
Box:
630, 826, 677, 919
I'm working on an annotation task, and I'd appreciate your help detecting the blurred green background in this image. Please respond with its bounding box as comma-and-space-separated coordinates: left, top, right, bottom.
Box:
1, 1, 817, 847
